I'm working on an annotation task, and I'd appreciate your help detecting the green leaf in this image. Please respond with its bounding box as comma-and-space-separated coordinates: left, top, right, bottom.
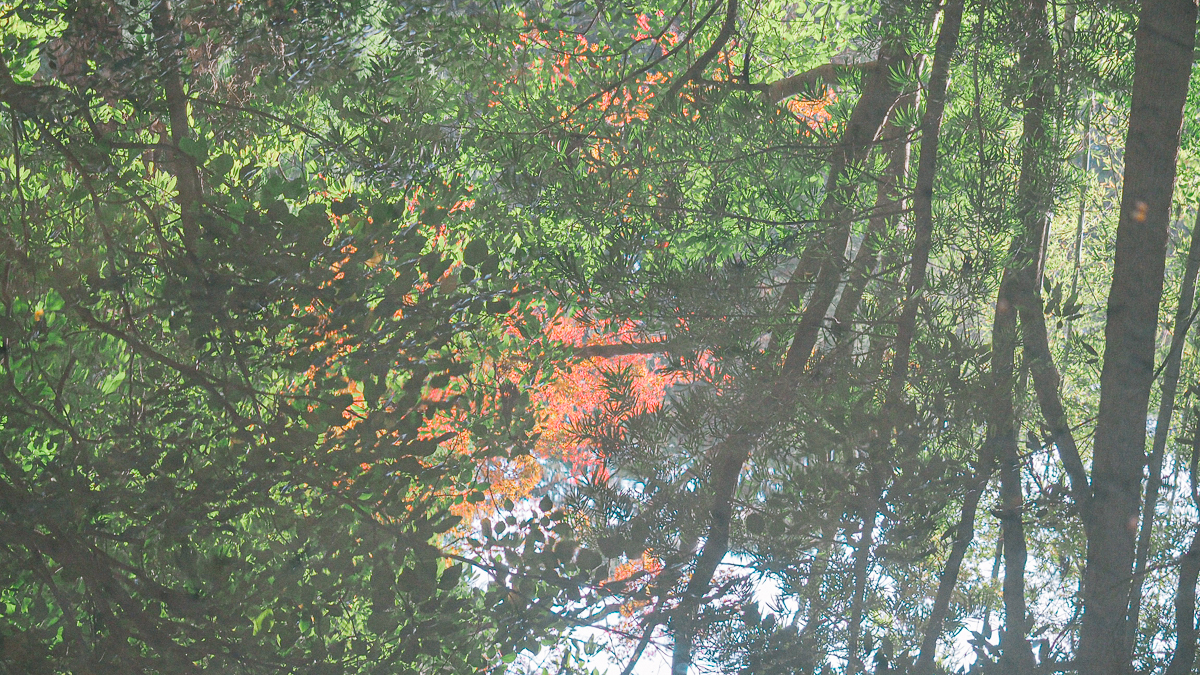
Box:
43, 291, 64, 312
179, 137, 209, 163
208, 153, 235, 178
464, 239, 489, 265
251, 608, 274, 635
99, 370, 126, 395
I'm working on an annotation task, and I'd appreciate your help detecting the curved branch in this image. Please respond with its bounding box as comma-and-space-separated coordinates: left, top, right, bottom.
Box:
662, 0, 740, 102
764, 61, 877, 104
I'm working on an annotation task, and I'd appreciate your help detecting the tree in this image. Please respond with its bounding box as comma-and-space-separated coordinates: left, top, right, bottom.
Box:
0, 1, 575, 672
10, 0, 1200, 673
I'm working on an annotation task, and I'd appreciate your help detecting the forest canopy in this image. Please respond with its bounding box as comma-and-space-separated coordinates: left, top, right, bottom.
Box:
2, 0, 1200, 674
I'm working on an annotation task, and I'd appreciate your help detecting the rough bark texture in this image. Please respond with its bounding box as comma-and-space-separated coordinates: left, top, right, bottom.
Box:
1126, 208, 1200, 654
1079, 2, 1197, 672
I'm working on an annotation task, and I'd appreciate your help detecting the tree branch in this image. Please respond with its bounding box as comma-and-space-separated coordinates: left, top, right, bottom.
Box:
764, 60, 877, 104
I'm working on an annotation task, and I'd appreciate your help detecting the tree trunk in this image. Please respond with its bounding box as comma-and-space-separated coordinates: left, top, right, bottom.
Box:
1079, 2, 1197, 672
886, 0, 962, 402
799, 519, 838, 655
991, 265, 1037, 675
1066, 95, 1092, 341
847, 486, 882, 675
1126, 207, 1200, 657
992, 0, 1056, 669
669, 35, 911, 673
780, 42, 910, 378
832, 99, 914, 335
848, 7, 963, 666
148, 0, 201, 253
1163, 530, 1200, 675
1164, 427, 1200, 675
914, 472, 989, 675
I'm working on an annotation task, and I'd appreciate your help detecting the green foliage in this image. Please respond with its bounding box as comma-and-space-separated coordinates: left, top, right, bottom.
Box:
5, 0, 1200, 673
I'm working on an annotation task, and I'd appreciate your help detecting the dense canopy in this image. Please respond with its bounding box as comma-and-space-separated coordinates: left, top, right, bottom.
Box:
3, 0, 1200, 674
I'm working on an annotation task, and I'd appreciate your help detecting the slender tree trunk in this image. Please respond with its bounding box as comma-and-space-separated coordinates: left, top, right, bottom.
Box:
848, 7, 966, 671
1066, 95, 1092, 341
987, 0, 1057, 670
997, 418, 1034, 674
883, 1, 966, 665
849, 7, 962, 667
1164, 530, 1200, 675
847, 485, 882, 675
989, 265, 1037, 675
1165, 425, 1200, 675
148, 0, 201, 253
833, 99, 915, 334
1079, 2, 1197, 672
780, 43, 910, 379
801, 520, 838, 635
1126, 208, 1200, 656
669, 34, 911, 674
914, 472, 990, 674
884, 0, 962, 402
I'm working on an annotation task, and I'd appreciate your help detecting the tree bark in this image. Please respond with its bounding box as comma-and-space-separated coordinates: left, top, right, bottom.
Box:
884, 0, 962, 402
1125, 207, 1200, 656
914, 471, 990, 674
848, 5, 963, 667
996, 1, 1055, 671
800, 520, 838, 639
764, 61, 877, 104
1079, 2, 1197, 672
831, 140, 903, 332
